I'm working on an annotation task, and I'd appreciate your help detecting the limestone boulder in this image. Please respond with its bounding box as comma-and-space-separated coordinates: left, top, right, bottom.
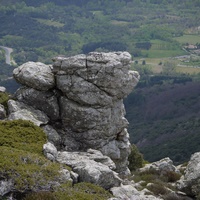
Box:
110, 184, 162, 200
0, 86, 6, 92
177, 152, 200, 197
139, 157, 180, 175
43, 142, 58, 161
42, 125, 61, 148
15, 87, 60, 121
0, 179, 14, 196
13, 61, 55, 91
10, 52, 140, 175
56, 149, 121, 189
7, 99, 49, 126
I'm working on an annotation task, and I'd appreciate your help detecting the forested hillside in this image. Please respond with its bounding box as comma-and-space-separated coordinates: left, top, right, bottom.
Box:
0, 0, 199, 65
0, 0, 200, 164
125, 76, 200, 164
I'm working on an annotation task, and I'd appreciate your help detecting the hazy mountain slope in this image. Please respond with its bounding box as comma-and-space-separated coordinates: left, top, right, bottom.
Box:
125, 80, 200, 164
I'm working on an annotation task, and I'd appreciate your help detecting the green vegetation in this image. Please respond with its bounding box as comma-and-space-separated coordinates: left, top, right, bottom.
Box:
0, 119, 47, 155
0, 0, 199, 92
0, 0, 199, 64
23, 183, 112, 200
175, 35, 200, 45
125, 74, 200, 164
132, 168, 181, 198
128, 144, 144, 171
0, 120, 61, 191
1, 0, 200, 170
0, 120, 111, 199
0, 91, 9, 107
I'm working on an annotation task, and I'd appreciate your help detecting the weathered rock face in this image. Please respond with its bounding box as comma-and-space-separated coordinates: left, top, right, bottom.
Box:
177, 152, 200, 197
139, 157, 180, 175
11, 51, 140, 175
13, 61, 55, 91
56, 148, 122, 189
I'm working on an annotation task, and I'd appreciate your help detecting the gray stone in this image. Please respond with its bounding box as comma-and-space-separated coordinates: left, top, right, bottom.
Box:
110, 184, 162, 200
0, 86, 6, 92
13, 61, 55, 91
139, 157, 180, 175
15, 87, 60, 121
43, 142, 58, 161
177, 152, 200, 197
0, 104, 6, 119
0, 179, 14, 196
11, 52, 140, 175
59, 169, 73, 183
7, 100, 49, 126
56, 149, 121, 189
73, 161, 121, 190
70, 171, 79, 184
56, 74, 113, 106
57, 149, 116, 170
42, 125, 61, 148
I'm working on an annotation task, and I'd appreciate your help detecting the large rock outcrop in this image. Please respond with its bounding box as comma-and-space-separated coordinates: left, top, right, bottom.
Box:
10, 51, 139, 176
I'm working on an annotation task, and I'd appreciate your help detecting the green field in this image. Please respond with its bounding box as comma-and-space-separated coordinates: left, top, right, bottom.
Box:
143, 49, 186, 58
176, 66, 200, 74
174, 34, 200, 45
141, 39, 186, 58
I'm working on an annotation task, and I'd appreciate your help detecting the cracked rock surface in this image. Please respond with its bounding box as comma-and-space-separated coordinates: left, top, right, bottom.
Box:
11, 51, 140, 175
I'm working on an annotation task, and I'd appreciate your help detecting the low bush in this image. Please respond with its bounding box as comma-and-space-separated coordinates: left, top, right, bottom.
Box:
23, 183, 112, 200
0, 119, 47, 155
147, 182, 169, 196
0, 120, 68, 191
132, 168, 180, 197
128, 144, 144, 171
55, 182, 112, 200
133, 168, 160, 185
0, 91, 9, 108
163, 193, 185, 200
165, 171, 181, 182
23, 192, 56, 200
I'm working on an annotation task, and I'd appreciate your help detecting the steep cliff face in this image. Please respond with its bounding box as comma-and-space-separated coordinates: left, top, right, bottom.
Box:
10, 51, 140, 175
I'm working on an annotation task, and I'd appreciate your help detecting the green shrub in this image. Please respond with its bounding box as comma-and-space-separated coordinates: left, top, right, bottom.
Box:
24, 182, 112, 200
0, 146, 66, 191
132, 168, 178, 196
0, 92, 9, 108
128, 144, 144, 171
163, 193, 184, 200
0, 119, 47, 155
165, 171, 181, 182
23, 192, 56, 200
53, 182, 112, 200
133, 168, 160, 187
0, 120, 69, 191
147, 182, 169, 196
